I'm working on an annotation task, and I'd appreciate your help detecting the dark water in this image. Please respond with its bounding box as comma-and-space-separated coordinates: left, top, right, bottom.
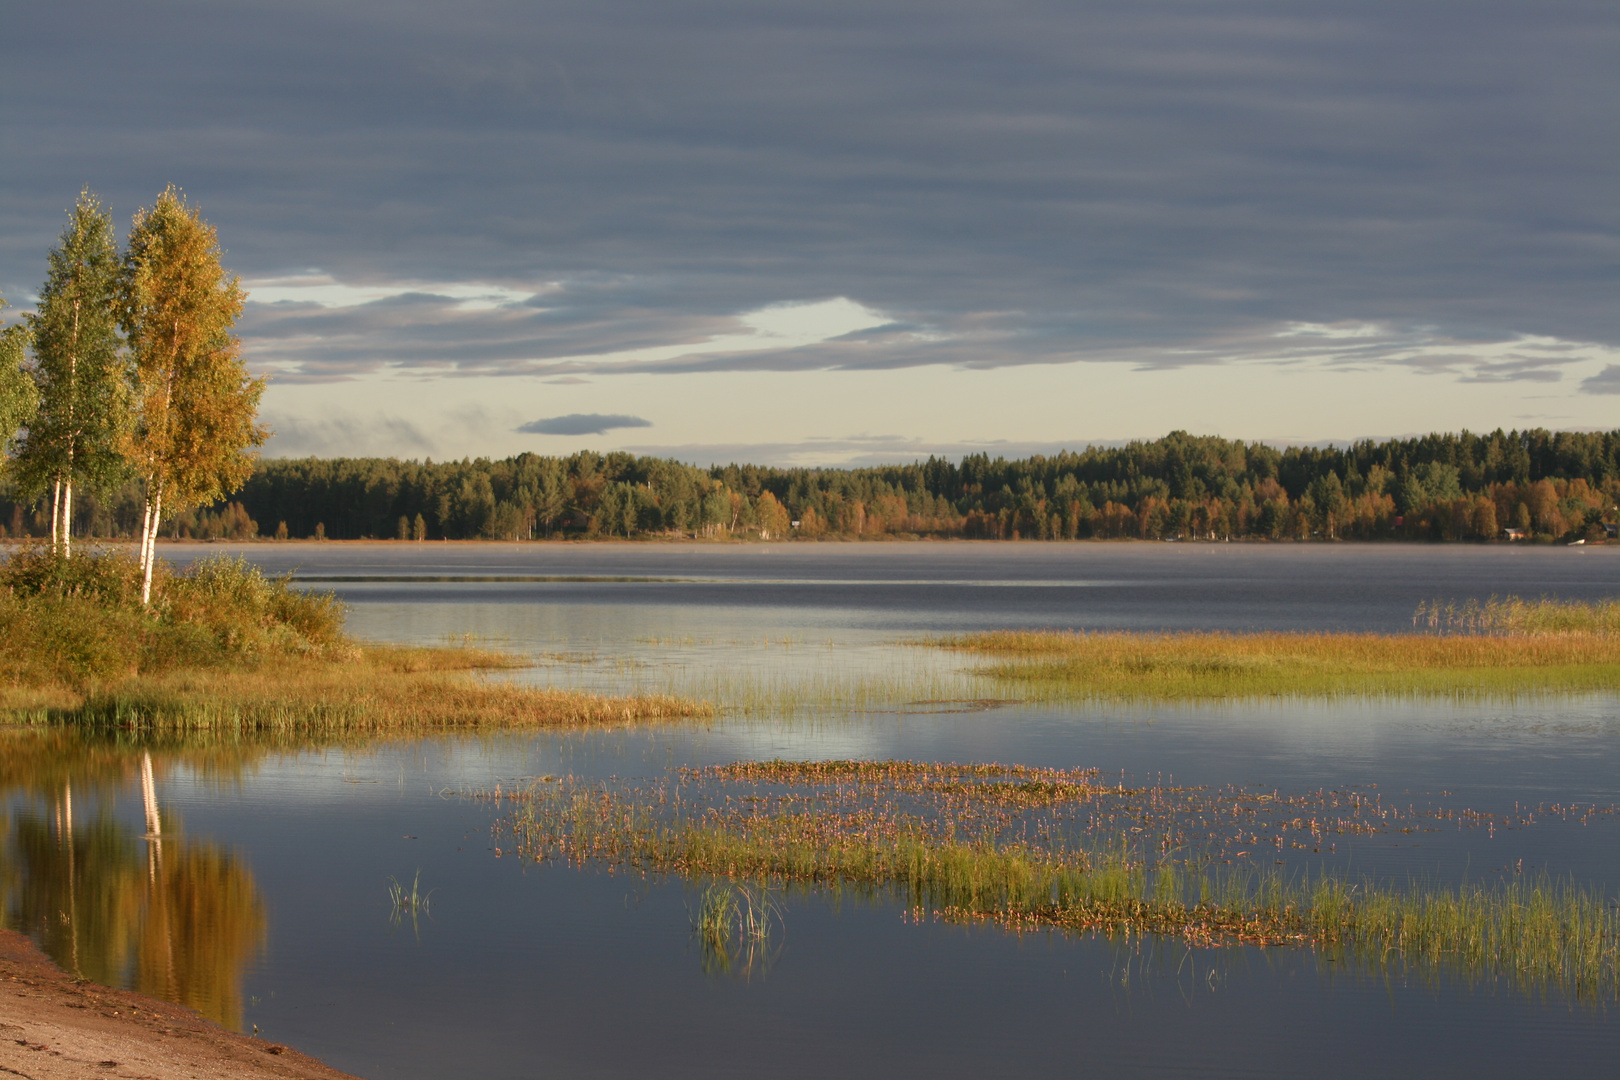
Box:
4, 542, 1619, 1078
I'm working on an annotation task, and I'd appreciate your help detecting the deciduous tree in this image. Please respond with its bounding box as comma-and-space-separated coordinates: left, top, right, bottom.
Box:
16, 191, 130, 555
119, 187, 266, 602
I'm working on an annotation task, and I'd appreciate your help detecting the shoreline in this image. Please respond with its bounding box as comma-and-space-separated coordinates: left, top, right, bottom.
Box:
0, 927, 359, 1079
0, 536, 1607, 548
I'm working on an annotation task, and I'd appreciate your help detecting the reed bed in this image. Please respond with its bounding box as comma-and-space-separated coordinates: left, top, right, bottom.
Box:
940, 628, 1620, 701
1413, 595, 1620, 636
501, 763, 1620, 1001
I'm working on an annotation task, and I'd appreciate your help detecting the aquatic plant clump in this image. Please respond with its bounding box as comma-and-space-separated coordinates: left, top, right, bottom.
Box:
940, 627, 1620, 701
690, 881, 782, 977
500, 762, 1620, 1002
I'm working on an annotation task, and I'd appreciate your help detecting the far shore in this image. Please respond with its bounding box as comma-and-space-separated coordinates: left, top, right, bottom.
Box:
0, 535, 1608, 548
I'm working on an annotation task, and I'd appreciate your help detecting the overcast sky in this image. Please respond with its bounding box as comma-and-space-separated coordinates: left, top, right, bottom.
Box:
2, 1, 1615, 465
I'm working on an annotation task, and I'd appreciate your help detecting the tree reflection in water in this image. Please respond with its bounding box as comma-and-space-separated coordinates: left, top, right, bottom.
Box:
0, 732, 268, 1030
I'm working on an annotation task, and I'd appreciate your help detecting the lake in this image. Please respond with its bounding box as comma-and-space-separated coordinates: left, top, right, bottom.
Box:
4, 541, 1618, 1078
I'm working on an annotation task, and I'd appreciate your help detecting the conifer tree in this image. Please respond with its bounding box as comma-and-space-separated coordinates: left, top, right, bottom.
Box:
16, 190, 130, 555
119, 187, 267, 602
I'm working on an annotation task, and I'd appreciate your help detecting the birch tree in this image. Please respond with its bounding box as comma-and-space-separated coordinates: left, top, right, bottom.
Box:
0, 296, 40, 464
120, 188, 267, 603
15, 191, 130, 554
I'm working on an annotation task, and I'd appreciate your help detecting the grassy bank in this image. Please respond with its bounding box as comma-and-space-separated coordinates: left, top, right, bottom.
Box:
941, 609, 1620, 701
0, 547, 710, 733
505, 766, 1620, 1001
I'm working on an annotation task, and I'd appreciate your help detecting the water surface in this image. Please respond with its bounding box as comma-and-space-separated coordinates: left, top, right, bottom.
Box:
5, 542, 1618, 1077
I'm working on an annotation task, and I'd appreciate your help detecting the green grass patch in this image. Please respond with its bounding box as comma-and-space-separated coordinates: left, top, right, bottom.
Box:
939, 623, 1620, 701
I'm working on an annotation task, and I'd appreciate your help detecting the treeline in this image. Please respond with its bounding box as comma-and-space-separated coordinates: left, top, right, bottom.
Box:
7, 429, 1618, 544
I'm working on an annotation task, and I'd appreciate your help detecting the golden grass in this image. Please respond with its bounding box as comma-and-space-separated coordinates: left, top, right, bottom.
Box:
2, 644, 712, 734
940, 630, 1620, 700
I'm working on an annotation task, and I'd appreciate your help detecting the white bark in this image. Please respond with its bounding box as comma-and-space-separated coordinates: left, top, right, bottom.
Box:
139, 491, 164, 605
50, 480, 62, 553
62, 480, 72, 558
140, 752, 162, 838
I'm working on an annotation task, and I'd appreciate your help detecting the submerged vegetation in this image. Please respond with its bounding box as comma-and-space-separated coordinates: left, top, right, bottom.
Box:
942, 602, 1620, 701
502, 761, 1620, 1002
0, 547, 710, 733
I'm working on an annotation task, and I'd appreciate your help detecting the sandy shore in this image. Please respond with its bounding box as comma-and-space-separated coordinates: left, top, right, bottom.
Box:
0, 929, 359, 1080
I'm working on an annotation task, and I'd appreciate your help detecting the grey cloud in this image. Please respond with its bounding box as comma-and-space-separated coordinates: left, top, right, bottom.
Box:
1456, 359, 1567, 384
2, 1, 1615, 384
518, 413, 653, 436
261, 413, 438, 458
1580, 366, 1620, 395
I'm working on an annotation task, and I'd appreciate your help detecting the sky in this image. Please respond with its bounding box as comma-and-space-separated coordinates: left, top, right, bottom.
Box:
1, 1, 1615, 467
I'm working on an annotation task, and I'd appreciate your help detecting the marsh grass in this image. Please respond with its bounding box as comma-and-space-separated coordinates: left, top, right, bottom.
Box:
942, 629, 1620, 701
1413, 595, 1620, 636
0, 548, 712, 734
388, 869, 433, 918
507, 772, 1620, 1001
388, 868, 434, 940
691, 880, 782, 977
9, 653, 711, 735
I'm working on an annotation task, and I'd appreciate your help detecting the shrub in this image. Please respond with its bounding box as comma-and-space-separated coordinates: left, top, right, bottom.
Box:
0, 545, 156, 607
0, 549, 353, 689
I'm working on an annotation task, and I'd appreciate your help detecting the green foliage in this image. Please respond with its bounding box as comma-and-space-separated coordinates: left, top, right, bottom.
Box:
0, 544, 152, 606
14, 190, 131, 502
161, 554, 348, 657
0, 297, 40, 460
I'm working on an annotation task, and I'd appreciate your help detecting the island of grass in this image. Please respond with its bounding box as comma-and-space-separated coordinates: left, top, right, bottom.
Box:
0, 547, 709, 734
939, 598, 1620, 701
509, 761, 1620, 1002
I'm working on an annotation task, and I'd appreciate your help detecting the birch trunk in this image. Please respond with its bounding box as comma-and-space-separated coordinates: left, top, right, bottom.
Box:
50, 479, 61, 553
62, 480, 72, 557
139, 488, 163, 605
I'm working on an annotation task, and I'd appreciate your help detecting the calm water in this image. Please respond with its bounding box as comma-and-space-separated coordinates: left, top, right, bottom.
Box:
4, 542, 1619, 1078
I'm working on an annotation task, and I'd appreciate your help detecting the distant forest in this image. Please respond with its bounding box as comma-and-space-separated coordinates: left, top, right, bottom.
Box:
4, 429, 1618, 544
